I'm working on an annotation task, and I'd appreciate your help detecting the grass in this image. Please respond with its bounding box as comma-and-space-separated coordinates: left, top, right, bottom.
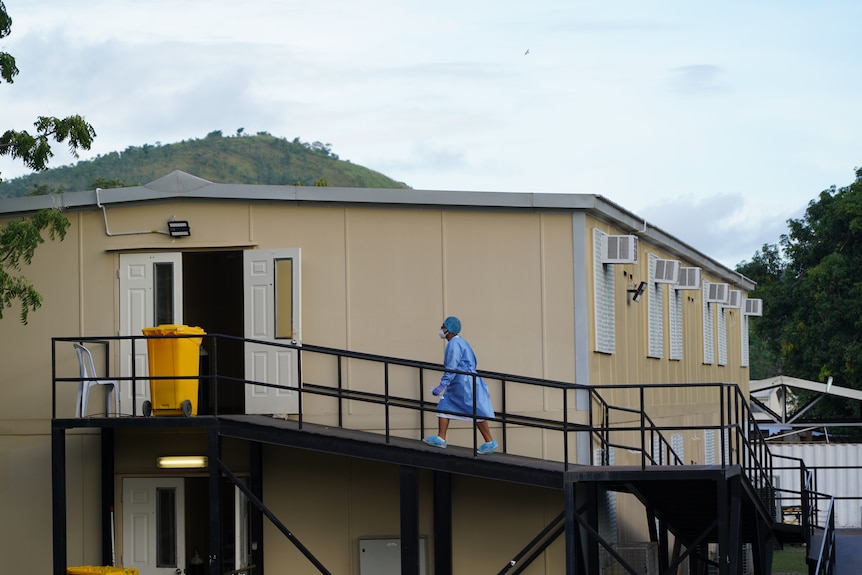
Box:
771, 545, 807, 574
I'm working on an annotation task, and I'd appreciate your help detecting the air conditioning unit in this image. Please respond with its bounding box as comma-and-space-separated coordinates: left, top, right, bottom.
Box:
602, 235, 638, 264
674, 267, 701, 290
705, 282, 730, 303
653, 259, 680, 284
744, 298, 763, 316
724, 290, 742, 308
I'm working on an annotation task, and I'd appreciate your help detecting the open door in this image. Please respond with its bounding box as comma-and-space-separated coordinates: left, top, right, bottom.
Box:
122, 477, 186, 575
119, 253, 183, 415
243, 248, 301, 415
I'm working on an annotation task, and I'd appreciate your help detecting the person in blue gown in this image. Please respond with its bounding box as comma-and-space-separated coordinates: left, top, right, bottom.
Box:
423, 316, 497, 454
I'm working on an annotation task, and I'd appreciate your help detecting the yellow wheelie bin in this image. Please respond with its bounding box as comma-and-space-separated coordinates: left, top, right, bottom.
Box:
142, 324, 205, 417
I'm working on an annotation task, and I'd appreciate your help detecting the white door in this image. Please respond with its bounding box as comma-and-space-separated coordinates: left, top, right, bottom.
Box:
119, 253, 183, 415
243, 249, 301, 415
123, 477, 186, 575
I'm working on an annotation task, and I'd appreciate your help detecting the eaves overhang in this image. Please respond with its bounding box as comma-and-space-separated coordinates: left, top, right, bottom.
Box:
0, 170, 754, 289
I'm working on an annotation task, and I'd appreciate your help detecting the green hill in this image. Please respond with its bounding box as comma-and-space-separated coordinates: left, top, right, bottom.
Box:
0, 131, 410, 198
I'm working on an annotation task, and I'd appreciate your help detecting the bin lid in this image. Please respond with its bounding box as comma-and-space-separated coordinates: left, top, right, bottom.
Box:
142, 324, 206, 335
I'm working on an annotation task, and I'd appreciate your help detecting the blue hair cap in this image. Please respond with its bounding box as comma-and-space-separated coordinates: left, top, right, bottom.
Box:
443, 316, 461, 334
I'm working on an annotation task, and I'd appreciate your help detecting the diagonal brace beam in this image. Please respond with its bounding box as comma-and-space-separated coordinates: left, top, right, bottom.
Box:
218, 458, 332, 575
498, 511, 566, 575
569, 503, 642, 575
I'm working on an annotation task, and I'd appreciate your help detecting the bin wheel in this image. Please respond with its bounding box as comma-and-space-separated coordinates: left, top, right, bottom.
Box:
142, 400, 152, 417
181, 399, 193, 417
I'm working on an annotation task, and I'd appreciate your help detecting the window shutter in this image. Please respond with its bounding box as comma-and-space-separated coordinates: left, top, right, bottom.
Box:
594, 229, 615, 353
703, 282, 715, 365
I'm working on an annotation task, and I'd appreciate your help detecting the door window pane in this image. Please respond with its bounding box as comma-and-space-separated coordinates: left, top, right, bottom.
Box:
275, 258, 293, 339
154, 262, 175, 326
156, 487, 178, 567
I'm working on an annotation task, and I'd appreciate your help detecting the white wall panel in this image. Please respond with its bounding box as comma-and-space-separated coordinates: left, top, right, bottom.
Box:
769, 443, 862, 528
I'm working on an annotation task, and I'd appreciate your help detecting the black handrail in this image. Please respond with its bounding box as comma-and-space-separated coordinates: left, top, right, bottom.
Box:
812, 496, 837, 575
49, 335, 774, 470
52, 334, 826, 532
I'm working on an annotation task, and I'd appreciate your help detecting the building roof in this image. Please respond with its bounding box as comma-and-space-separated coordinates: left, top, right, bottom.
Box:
0, 170, 755, 289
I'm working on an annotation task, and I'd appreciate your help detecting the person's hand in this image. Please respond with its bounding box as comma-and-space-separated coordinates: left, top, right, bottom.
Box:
431, 384, 446, 397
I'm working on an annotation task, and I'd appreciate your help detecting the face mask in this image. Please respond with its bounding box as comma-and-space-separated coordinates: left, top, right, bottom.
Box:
438, 329, 446, 339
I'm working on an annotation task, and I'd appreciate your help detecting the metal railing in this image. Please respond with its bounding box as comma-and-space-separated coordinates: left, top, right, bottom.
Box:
52, 334, 820, 514
54, 333, 842, 571
812, 496, 837, 575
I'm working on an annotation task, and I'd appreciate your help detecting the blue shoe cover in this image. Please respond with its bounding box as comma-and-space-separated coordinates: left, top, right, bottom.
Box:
423, 436, 447, 448
478, 440, 498, 454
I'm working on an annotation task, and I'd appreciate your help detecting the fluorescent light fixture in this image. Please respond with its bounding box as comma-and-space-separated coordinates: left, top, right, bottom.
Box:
167, 220, 191, 238
157, 455, 208, 469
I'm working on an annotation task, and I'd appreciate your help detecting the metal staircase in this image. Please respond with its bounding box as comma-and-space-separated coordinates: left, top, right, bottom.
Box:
50, 333, 835, 574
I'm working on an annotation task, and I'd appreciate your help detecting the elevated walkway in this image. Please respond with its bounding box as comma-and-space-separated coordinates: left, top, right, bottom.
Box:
50, 334, 834, 574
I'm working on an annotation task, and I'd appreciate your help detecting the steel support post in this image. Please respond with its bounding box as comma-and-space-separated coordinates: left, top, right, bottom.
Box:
718, 476, 728, 575
717, 474, 743, 575
400, 466, 421, 575
52, 426, 67, 575
208, 427, 222, 575
250, 441, 264, 575
101, 428, 115, 566
753, 513, 775, 575
727, 476, 742, 575
433, 471, 452, 575
658, 517, 670, 574
585, 482, 600, 574
564, 478, 578, 575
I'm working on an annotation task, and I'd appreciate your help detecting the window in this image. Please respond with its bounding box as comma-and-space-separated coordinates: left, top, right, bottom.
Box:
741, 315, 750, 367
153, 262, 175, 326
156, 487, 178, 567
275, 257, 294, 339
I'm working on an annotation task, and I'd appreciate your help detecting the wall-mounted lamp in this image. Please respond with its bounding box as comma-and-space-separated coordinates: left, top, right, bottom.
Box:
628, 281, 647, 303
157, 455, 208, 469
167, 219, 191, 238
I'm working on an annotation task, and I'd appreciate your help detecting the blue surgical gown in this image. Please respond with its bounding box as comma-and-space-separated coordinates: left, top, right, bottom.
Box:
437, 336, 495, 420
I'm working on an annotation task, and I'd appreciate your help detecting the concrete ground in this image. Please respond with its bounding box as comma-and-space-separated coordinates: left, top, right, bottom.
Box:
834, 529, 862, 575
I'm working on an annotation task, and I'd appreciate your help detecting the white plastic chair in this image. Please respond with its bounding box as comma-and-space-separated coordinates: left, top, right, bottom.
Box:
73, 343, 120, 417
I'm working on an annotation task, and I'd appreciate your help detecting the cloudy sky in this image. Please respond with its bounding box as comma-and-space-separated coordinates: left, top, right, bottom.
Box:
1, 1, 860, 269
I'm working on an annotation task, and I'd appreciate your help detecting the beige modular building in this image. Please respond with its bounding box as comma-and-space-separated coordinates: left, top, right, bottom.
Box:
0, 171, 786, 575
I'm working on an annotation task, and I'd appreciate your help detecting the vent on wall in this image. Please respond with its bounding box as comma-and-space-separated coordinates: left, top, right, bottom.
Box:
744, 298, 763, 316
674, 267, 701, 290
602, 235, 638, 264
724, 290, 742, 308
705, 282, 730, 303
654, 259, 681, 284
